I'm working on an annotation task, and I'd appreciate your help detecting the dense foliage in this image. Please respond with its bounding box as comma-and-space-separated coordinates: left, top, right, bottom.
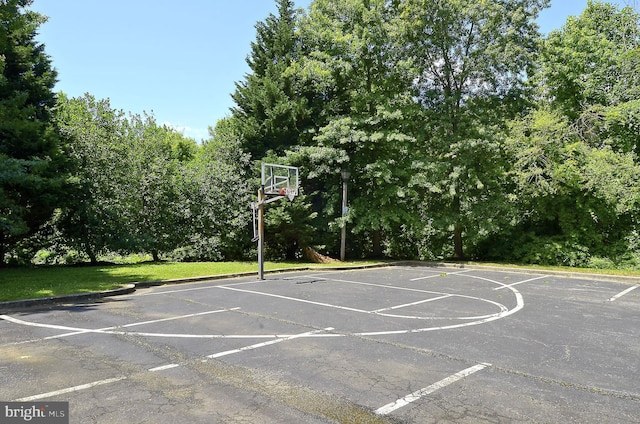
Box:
3, 0, 640, 269
0, 0, 66, 264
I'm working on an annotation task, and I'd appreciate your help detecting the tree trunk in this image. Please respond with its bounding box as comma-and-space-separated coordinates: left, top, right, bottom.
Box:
0, 233, 5, 267
372, 229, 384, 258
85, 244, 98, 265
285, 242, 298, 261
82, 230, 98, 265
451, 195, 465, 260
303, 246, 339, 263
452, 221, 465, 260
151, 250, 160, 262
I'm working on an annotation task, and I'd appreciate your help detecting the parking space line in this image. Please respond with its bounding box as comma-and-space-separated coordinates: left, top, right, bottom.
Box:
375, 363, 491, 415
410, 269, 473, 281
371, 295, 453, 313
14, 377, 127, 402
149, 364, 180, 372
207, 327, 334, 359
608, 285, 639, 302
493, 275, 549, 290
14, 328, 335, 402
218, 285, 370, 314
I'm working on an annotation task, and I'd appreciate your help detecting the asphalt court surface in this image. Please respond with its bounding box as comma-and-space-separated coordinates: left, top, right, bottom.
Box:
1, 265, 639, 423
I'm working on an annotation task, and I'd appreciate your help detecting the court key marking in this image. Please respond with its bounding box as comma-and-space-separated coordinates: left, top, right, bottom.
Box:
1, 272, 528, 339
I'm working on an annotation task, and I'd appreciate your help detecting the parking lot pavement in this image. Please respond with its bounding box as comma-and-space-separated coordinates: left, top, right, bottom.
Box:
1, 265, 639, 423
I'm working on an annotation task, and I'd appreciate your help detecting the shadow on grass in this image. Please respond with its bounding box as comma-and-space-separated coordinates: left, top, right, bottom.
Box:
0, 264, 151, 302
8, 297, 135, 316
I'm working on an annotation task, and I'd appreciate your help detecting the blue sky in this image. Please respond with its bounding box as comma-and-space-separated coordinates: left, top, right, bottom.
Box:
33, 0, 630, 141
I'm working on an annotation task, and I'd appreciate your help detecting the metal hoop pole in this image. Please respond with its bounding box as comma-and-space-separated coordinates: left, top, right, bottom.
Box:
340, 174, 349, 261
258, 186, 265, 280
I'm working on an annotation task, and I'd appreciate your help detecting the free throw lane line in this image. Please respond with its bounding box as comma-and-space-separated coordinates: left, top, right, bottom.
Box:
375, 363, 491, 415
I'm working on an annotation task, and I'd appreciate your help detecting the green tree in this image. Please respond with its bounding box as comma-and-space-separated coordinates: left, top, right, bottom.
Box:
397, 0, 548, 259
501, 107, 640, 266
231, 0, 312, 160
122, 114, 197, 261
54, 93, 130, 263
0, 0, 67, 264
277, 145, 348, 259
541, 2, 640, 156
498, 2, 640, 267
296, 0, 417, 258
181, 117, 253, 261
56, 95, 200, 263
540, 1, 640, 120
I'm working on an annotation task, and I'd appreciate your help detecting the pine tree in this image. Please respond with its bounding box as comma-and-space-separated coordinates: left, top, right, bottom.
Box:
231, 0, 310, 160
0, 0, 67, 264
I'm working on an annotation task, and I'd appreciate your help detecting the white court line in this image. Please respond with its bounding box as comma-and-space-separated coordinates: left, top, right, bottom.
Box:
207, 327, 334, 359
371, 295, 453, 313
218, 285, 370, 314
494, 275, 549, 290
2, 272, 524, 340
0, 308, 239, 346
375, 363, 490, 415
14, 377, 127, 402
608, 285, 639, 302
220, 281, 507, 321
149, 364, 180, 372
410, 269, 473, 281
15, 327, 332, 401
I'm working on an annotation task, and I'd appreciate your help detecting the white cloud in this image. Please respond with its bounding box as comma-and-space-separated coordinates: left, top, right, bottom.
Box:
163, 121, 209, 142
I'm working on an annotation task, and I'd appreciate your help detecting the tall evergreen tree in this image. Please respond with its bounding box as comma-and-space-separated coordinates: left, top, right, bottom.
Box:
0, 0, 66, 264
231, 0, 311, 160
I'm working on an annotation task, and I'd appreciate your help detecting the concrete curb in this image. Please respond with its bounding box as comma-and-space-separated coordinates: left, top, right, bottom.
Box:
2, 261, 638, 313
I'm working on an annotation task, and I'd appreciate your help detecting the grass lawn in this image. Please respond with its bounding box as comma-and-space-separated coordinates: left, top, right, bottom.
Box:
2, 260, 638, 303
0, 261, 373, 302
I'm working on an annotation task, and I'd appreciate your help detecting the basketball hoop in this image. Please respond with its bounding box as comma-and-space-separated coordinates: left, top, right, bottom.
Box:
255, 163, 300, 280
262, 163, 299, 196
285, 187, 296, 201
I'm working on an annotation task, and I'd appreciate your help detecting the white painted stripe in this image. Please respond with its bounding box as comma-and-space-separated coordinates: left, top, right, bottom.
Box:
2, 273, 525, 340
207, 327, 334, 359
318, 277, 465, 296
375, 363, 490, 415
608, 284, 639, 302
372, 295, 453, 313
118, 308, 241, 328
0, 308, 239, 345
149, 364, 180, 372
14, 377, 127, 402
219, 286, 370, 314
410, 269, 473, 281
494, 275, 549, 290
